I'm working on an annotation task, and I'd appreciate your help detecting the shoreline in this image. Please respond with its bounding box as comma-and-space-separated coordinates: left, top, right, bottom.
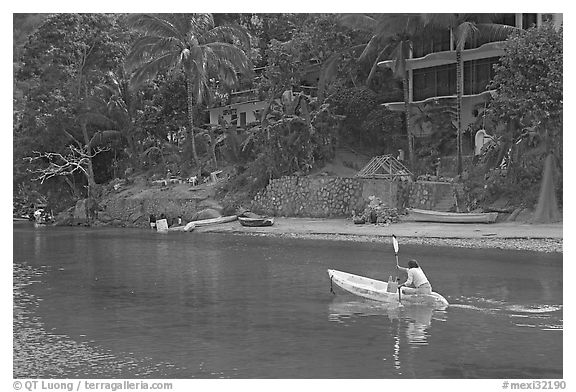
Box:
194, 217, 563, 253
19, 217, 563, 253
199, 230, 563, 253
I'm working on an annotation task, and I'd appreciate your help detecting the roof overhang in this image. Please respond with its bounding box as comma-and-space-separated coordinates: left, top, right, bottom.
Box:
382, 90, 495, 111
378, 41, 506, 71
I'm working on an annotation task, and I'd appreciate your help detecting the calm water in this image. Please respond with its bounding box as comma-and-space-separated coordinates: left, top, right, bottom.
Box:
13, 224, 563, 378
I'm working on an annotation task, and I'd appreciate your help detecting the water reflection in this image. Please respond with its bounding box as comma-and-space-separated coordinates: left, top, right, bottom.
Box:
328, 297, 451, 376
328, 297, 439, 345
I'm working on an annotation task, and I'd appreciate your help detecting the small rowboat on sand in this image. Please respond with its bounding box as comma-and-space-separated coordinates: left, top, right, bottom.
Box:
238, 216, 274, 227
327, 269, 449, 308
408, 208, 498, 224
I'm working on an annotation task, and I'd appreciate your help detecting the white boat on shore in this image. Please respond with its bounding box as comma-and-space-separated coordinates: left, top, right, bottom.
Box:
327, 269, 449, 308
192, 215, 238, 227
408, 208, 498, 223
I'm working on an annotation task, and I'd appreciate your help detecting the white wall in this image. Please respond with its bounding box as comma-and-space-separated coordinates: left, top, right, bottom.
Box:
209, 101, 269, 127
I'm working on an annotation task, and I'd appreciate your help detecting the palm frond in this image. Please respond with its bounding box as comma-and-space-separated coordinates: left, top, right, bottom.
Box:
366, 47, 390, 85
126, 36, 182, 69
130, 51, 182, 86
390, 40, 412, 78
189, 13, 214, 35
455, 21, 479, 49
204, 24, 251, 49
318, 44, 365, 99
421, 13, 459, 29
337, 14, 377, 32
476, 23, 520, 42
126, 14, 185, 41
205, 42, 252, 74
358, 34, 382, 63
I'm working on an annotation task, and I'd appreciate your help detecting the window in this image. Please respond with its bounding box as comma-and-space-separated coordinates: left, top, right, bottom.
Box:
413, 63, 456, 101
522, 13, 537, 29
413, 57, 498, 100
541, 14, 555, 24
240, 112, 247, 127
464, 57, 499, 95
493, 14, 516, 27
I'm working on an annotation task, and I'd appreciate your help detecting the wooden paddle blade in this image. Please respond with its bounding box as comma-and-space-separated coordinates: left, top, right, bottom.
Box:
392, 235, 399, 254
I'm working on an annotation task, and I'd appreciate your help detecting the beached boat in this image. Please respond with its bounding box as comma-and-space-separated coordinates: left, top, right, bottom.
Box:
238, 216, 274, 227
408, 208, 498, 223
192, 215, 238, 227
327, 269, 449, 308
167, 222, 196, 232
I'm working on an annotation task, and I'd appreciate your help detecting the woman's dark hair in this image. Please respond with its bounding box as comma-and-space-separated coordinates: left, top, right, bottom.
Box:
408, 259, 420, 269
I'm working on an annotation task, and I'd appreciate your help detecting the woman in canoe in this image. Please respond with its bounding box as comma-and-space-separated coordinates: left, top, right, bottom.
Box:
397, 259, 432, 295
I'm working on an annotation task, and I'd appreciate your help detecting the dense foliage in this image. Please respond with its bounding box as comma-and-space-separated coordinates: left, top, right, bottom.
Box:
464, 23, 563, 208
13, 14, 563, 216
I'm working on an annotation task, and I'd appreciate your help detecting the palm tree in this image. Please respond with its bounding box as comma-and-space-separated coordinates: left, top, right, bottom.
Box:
336, 14, 424, 170
421, 14, 517, 175
126, 13, 252, 172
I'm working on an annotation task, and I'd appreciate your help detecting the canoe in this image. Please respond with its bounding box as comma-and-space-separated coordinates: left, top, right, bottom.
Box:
327, 269, 449, 308
192, 215, 238, 227
167, 222, 196, 232
238, 216, 274, 227
408, 208, 498, 223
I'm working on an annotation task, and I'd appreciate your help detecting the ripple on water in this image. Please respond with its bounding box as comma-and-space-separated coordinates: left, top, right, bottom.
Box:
13, 262, 182, 379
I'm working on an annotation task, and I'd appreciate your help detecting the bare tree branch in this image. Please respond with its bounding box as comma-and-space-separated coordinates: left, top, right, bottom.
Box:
24, 145, 109, 184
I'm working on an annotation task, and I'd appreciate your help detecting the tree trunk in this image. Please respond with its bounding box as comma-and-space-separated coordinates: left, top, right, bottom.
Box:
532, 154, 561, 223
403, 73, 414, 171
80, 120, 97, 197
456, 48, 464, 175
185, 74, 201, 173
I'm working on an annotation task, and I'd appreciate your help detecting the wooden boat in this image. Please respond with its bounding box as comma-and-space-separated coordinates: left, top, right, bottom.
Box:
167, 222, 196, 232
192, 215, 238, 227
327, 269, 449, 308
238, 216, 274, 227
408, 208, 498, 223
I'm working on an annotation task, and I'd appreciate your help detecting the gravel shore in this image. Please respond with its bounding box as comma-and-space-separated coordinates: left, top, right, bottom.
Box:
196, 218, 563, 253
237, 231, 563, 253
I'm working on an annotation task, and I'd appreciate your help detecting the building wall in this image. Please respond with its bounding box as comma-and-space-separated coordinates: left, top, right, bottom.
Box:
209, 100, 268, 127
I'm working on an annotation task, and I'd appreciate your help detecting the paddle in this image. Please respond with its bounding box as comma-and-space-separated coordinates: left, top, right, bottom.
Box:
392, 235, 401, 304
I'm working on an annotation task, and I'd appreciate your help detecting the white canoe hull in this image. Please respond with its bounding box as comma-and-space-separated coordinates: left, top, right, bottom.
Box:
408, 208, 498, 223
193, 215, 238, 227
327, 269, 448, 308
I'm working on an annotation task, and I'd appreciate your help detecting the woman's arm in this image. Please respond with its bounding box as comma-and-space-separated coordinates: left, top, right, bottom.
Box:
402, 270, 413, 287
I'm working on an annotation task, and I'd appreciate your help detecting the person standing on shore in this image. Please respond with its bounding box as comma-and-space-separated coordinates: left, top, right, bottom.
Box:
397, 259, 432, 295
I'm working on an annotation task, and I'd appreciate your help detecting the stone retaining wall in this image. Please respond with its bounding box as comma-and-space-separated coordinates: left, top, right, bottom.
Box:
405, 181, 454, 210
251, 176, 402, 217
251, 176, 364, 217
251, 176, 458, 218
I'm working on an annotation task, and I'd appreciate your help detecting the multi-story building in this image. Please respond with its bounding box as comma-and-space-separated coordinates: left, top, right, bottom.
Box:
377, 13, 563, 148
206, 63, 320, 129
